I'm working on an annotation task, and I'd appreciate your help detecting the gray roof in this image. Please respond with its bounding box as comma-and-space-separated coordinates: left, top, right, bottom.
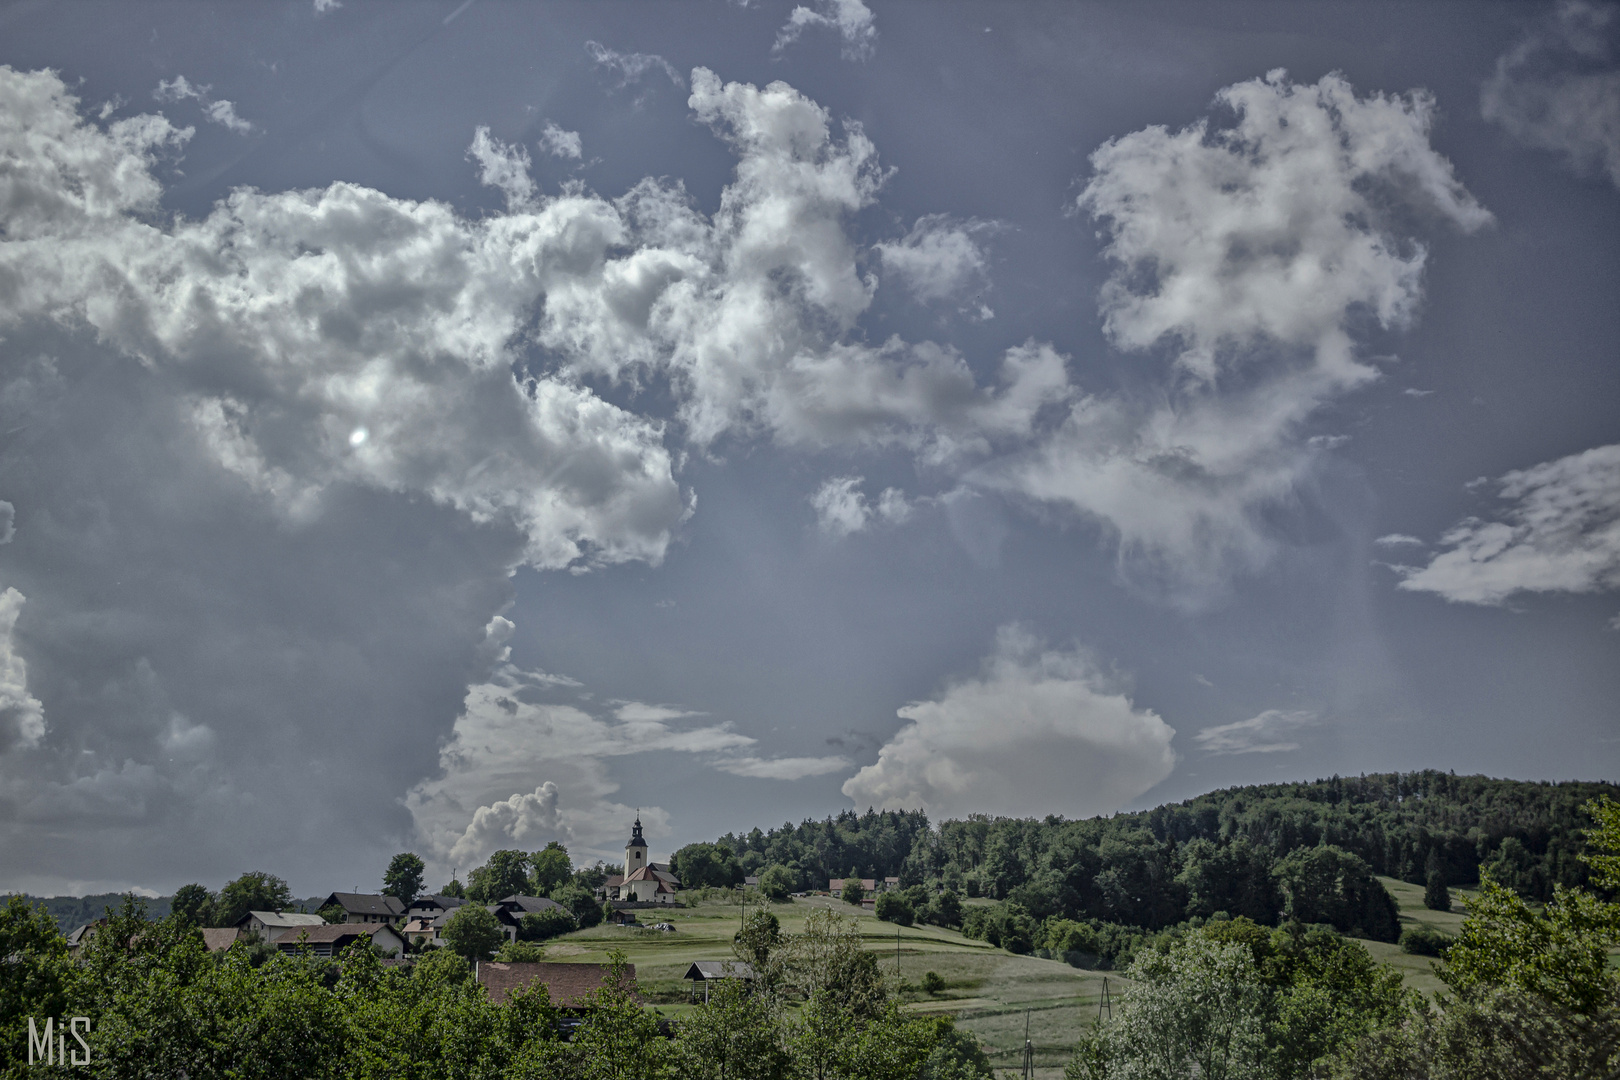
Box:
684, 961, 756, 981
323, 892, 405, 917
497, 894, 568, 914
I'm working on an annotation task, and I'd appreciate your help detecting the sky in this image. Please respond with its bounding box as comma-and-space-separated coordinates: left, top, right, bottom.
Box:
0, 0, 1617, 898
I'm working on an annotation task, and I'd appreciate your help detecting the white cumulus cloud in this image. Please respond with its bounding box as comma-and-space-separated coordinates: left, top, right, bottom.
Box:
875, 215, 993, 305
984, 71, 1491, 602
1394, 443, 1620, 605
1192, 709, 1317, 755
1482, 1, 1620, 188
774, 0, 877, 61
842, 627, 1176, 820
0, 588, 45, 753
539, 121, 583, 160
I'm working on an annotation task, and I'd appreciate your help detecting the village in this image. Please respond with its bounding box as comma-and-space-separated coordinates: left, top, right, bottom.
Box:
57, 816, 926, 1025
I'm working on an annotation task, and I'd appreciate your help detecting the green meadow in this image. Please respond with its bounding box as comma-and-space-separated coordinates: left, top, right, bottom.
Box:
529, 877, 1517, 1076
533, 894, 1113, 1076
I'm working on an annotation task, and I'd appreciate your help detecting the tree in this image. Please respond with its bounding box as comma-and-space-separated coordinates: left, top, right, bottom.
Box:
440, 877, 466, 899
440, 903, 505, 962
1272, 846, 1400, 942
531, 841, 573, 896
317, 902, 347, 924
213, 870, 294, 927
0, 895, 73, 1071
671, 973, 790, 1080
922, 971, 946, 995
1066, 937, 1269, 1080
1440, 870, 1619, 1014
552, 884, 603, 929
840, 877, 865, 906
467, 849, 531, 903
383, 852, 426, 908
930, 889, 963, 928
1424, 869, 1451, 912
676, 842, 743, 889
520, 908, 577, 942
169, 883, 213, 926
571, 950, 663, 1080
874, 891, 913, 925
758, 864, 796, 902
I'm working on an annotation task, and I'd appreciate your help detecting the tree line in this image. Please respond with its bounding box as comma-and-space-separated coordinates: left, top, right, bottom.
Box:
0, 897, 988, 1080
1064, 794, 1620, 1079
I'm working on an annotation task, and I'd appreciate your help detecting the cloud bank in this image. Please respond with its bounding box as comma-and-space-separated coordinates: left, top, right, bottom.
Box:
842, 628, 1176, 820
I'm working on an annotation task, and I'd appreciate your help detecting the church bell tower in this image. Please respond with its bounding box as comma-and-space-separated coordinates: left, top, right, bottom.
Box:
625, 814, 648, 878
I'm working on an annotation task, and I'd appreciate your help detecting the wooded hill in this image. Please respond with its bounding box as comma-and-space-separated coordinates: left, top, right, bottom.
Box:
677, 771, 1617, 943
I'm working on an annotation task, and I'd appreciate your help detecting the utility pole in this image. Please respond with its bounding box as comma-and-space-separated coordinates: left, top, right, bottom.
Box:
1021, 1009, 1033, 1080
1098, 976, 1112, 1022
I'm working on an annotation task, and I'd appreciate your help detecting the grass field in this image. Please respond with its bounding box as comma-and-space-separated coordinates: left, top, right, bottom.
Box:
529, 877, 1487, 1076
530, 894, 1110, 1077
1348, 876, 1478, 995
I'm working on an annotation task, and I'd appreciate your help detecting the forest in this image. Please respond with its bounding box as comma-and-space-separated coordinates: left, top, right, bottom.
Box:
672, 771, 1619, 954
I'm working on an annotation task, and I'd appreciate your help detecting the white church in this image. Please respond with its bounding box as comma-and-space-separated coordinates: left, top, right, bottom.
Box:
602, 816, 681, 903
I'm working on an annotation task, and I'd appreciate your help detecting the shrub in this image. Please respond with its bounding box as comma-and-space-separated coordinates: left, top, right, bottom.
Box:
922, 970, 946, 995
875, 892, 914, 925
758, 864, 796, 902
1399, 925, 1452, 957
841, 878, 866, 906
494, 939, 547, 962
519, 907, 576, 942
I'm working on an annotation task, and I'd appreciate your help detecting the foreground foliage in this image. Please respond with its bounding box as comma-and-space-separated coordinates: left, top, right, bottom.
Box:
1066, 796, 1620, 1080
0, 900, 982, 1080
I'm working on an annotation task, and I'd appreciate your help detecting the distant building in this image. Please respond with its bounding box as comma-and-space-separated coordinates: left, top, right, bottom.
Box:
319, 892, 405, 924
235, 910, 326, 942
602, 817, 680, 903
274, 922, 406, 959
404, 894, 466, 921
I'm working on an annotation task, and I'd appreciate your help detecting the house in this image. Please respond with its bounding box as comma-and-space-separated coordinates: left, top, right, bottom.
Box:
494, 894, 568, 918
319, 892, 405, 925
476, 961, 640, 1008
64, 920, 106, 954
828, 878, 878, 893
602, 817, 681, 903
682, 961, 755, 1002
199, 928, 241, 952
404, 893, 466, 920
274, 922, 407, 959
235, 910, 327, 942
401, 917, 440, 948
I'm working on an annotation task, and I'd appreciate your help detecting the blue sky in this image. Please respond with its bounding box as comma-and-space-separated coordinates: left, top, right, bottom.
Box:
0, 0, 1616, 896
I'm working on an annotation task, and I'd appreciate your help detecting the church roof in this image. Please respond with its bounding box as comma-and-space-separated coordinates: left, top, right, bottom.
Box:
625, 815, 648, 848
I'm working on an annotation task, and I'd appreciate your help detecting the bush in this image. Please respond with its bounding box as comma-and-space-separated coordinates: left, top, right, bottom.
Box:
875, 892, 914, 925
519, 908, 576, 942
758, 864, 796, 901
841, 878, 866, 906
494, 939, 547, 962
922, 970, 946, 995
1400, 924, 1453, 957
551, 884, 602, 929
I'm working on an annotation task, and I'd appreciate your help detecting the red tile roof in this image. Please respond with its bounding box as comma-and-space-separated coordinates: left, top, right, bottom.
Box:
477, 961, 640, 1007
